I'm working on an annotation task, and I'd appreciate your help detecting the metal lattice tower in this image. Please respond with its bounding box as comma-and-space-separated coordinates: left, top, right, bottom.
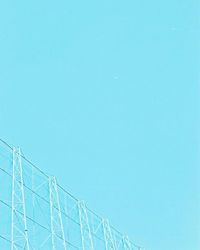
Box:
49, 176, 67, 250
11, 147, 30, 250
78, 200, 94, 250
0, 139, 143, 250
102, 219, 116, 250
123, 236, 132, 250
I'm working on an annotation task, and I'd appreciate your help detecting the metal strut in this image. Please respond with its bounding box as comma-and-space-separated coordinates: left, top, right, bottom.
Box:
123, 236, 132, 250
11, 147, 30, 250
49, 176, 67, 250
78, 200, 94, 250
102, 219, 116, 250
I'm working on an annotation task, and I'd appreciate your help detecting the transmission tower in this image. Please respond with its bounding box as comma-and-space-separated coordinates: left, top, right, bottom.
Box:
49, 176, 67, 250
102, 219, 116, 250
78, 200, 94, 250
11, 147, 30, 250
123, 236, 132, 250
0, 139, 144, 250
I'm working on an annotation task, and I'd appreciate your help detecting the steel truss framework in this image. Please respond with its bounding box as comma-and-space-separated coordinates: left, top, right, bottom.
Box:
0, 140, 144, 250
11, 147, 30, 250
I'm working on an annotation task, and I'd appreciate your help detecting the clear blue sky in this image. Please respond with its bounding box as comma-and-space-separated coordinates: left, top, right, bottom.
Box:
0, 0, 199, 249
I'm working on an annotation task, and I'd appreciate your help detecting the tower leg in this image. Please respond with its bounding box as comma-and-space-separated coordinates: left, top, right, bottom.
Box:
102, 219, 116, 250
78, 200, 94, 250
11, 147, 30, 250
49, 176, 67, 250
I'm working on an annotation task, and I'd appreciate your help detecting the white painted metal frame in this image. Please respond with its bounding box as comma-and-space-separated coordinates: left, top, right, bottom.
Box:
102, 219, 116, 250
123, 236, 132, 250
0, 139, 144, 250
49, 176, 67, 250
78, 200, 94, 250
11, 147, 30, 250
